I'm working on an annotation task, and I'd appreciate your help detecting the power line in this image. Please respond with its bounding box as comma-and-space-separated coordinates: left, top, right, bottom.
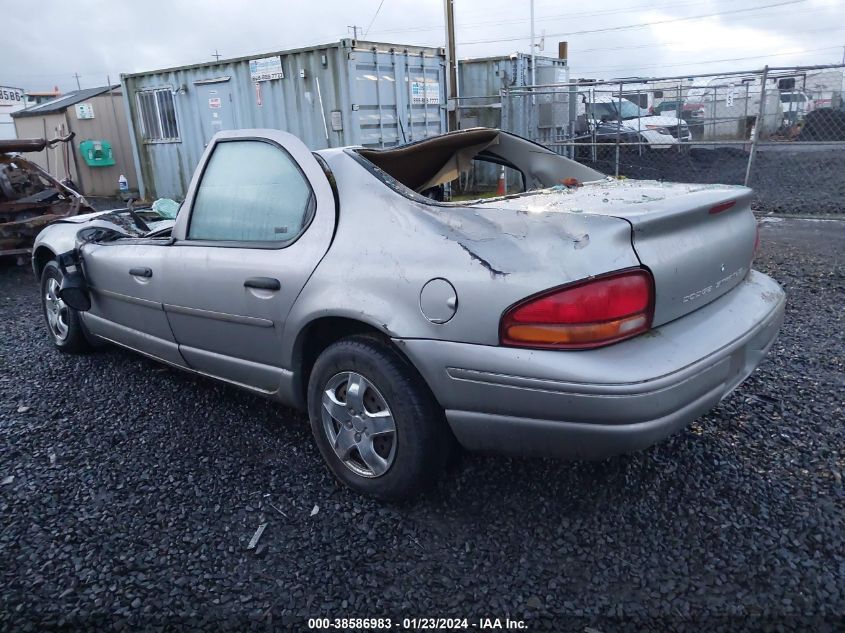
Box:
460, 0, 808, 46
575, 46, 843, 75
370, 0, 716, 36
363, 0, 387, 39
572, 24, 845, 56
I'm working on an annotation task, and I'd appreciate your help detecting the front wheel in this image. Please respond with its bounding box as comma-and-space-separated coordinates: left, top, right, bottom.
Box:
41, 261, 91, 353
307, 336, 452, 500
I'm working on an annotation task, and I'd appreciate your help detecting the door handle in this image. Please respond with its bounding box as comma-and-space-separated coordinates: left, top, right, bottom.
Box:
244, 277, 280, 291
129, 267, 152, 278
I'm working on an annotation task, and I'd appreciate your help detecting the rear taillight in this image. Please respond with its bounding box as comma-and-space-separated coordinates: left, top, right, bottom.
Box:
500, 269, 654, 350
709, 200, 736, 215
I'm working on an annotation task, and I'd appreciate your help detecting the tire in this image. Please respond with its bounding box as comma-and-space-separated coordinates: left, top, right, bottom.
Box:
307, 335, 452, 500
40, 261, 92, 354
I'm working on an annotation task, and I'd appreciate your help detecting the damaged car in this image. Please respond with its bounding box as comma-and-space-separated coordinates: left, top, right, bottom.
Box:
31, 128, 785, 500
1, 136, 92, 260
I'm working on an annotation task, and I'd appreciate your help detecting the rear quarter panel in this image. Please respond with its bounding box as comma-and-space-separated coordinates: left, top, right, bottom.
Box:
282, 151, 640, 362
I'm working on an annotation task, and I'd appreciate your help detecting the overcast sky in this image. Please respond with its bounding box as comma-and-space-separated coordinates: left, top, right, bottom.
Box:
1, 0, 844, 93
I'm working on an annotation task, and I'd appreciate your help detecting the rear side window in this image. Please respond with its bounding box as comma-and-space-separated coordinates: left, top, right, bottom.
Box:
188, 140, 313, 243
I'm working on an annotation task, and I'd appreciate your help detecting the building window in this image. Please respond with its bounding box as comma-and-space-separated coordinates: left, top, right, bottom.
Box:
136, 89, 179, 142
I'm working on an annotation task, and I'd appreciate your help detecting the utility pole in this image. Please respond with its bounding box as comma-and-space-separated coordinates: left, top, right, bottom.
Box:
212, 50, 222, 62
347, 25, 362, 40
73, 73, 81, 90
444, 0, 458, 131
530, 0, 536, 89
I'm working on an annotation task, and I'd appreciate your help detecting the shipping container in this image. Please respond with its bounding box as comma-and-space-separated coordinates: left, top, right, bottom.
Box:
456, 54, 569, 193
122, 39, 447, 200
457, 53, 569, 130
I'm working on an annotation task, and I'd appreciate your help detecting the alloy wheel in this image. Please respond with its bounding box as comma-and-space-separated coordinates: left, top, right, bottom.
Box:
44, 277, 69, 341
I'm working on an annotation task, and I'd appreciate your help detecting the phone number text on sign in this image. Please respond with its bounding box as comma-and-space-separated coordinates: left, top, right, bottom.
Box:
250, 55, 284, 82
0, 87, 24, 106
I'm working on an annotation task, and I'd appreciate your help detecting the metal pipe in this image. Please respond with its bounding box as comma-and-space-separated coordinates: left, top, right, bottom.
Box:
314, 77, 329, 145
744, 65, 769, 187
443, 0, 458, 131
507, 62, 845, 92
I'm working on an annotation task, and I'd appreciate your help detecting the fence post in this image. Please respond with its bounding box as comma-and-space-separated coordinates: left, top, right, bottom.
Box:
744, 65, 769, 187
500, 87, 508, 132
590, 86, 597, 163
615, 81, 623, 178
677, 83, 682, 153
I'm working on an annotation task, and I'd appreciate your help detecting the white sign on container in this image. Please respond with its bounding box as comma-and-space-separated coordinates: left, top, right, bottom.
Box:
0, 87, 24, 107
411, 81, 440, 105
250, 56, 284, 82
75, 103, 95, 119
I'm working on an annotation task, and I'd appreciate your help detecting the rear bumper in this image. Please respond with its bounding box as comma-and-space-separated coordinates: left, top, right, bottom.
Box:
396, 270, 785, 459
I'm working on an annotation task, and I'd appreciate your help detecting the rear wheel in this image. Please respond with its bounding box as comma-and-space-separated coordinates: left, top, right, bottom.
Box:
307, 335, 452, 500
41, 261, 91, 353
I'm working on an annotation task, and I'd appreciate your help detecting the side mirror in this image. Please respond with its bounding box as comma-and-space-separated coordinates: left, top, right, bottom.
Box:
56, 250, 91, 312
59, 274, 92, 312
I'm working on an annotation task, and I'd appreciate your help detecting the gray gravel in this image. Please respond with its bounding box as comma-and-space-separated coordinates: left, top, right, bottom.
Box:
578, 146, 845, 216
1, 218, 843, 632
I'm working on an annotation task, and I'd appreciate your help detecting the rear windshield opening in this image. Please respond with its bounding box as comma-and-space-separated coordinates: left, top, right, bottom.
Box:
356, 128, 522, 201
354, 129, 605, 203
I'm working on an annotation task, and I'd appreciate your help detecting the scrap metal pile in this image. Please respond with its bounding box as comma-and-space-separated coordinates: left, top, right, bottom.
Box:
0, 135, 92, 259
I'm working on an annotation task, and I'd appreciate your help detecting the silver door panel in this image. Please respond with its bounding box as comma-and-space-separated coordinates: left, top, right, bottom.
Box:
81, 312, 185, 367
156, 245, 289, 370
178, 345, 283, 393
81, 241, 178, 355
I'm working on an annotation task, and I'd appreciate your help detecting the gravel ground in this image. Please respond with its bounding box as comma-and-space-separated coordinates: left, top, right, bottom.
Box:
1, 218, 843, 632
578, 146, 845, 215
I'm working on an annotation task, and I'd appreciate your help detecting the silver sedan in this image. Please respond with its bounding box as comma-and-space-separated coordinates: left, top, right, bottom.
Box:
32, 128, 785, 499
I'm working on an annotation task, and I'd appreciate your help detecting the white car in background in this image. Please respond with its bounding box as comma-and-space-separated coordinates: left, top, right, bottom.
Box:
780, 91, 814, 122
580, 95, 692, 148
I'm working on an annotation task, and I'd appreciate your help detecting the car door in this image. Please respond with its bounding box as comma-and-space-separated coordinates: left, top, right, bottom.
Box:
80, 237, 186, 367
156, 130, 336, 394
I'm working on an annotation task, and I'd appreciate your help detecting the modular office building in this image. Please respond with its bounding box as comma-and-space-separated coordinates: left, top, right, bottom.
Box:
121, 39, 448, 200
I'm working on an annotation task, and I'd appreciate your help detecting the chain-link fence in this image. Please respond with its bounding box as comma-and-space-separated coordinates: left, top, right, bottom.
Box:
492, 63, 845, 214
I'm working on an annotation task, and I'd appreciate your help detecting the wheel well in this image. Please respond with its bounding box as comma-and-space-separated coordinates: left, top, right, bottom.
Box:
32, 246, 56, 278
295, 317, 420, 410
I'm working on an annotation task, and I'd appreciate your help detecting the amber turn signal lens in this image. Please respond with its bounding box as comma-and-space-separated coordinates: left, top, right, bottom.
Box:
505, 314, 649, 346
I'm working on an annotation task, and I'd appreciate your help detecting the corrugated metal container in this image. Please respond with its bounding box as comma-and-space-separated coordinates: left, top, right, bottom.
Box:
457, 53, 569, 129
456, 54, 569, 191
122, 39, 447, 200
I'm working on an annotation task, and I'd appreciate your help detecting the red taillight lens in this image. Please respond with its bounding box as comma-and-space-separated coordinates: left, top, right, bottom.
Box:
709, 200, 736, 215
500, 269, 654, 350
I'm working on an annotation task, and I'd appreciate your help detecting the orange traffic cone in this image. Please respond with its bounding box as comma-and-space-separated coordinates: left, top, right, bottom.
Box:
496, 165, 506, 196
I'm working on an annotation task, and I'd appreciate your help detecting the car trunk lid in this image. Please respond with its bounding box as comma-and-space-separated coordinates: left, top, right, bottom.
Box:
473, 179, 758, 326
